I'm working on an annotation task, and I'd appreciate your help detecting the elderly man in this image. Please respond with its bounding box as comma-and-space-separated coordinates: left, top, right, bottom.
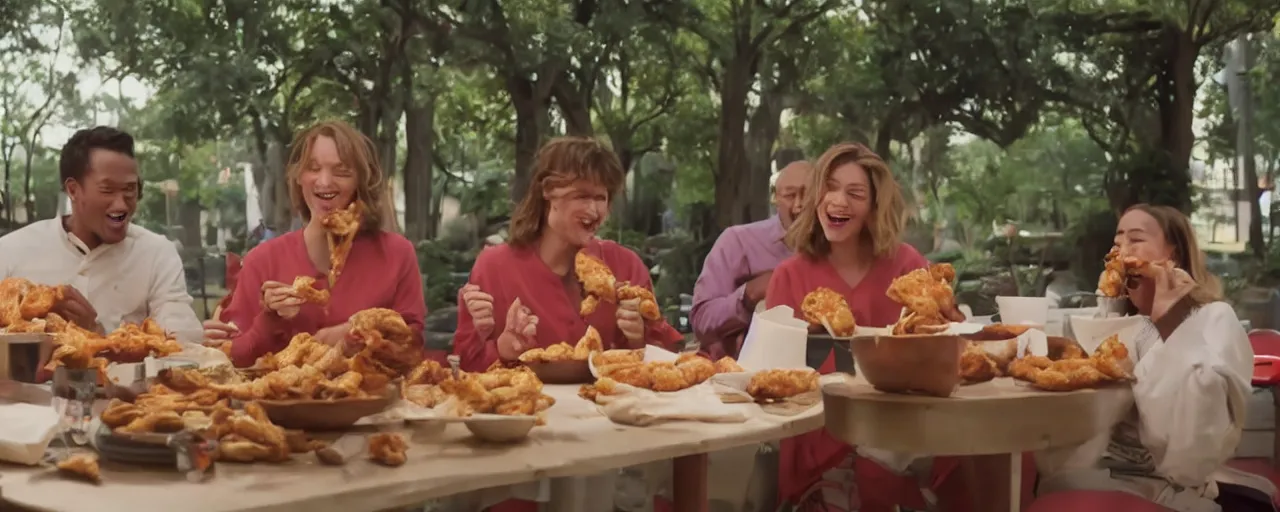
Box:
0, 127, 202, 339
691, 160, 811, 359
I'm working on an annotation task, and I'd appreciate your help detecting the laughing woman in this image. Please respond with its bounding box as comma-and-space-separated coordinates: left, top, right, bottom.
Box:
453, 136, 682, 373
217, 120, 426, 367
1029, 204, 1274, 512
765, 143, 983, 512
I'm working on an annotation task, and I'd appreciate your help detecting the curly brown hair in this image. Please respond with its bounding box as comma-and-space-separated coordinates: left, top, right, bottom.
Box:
507, 137, 625, 248
285, 120, 397, 233
785, 143, 909, 259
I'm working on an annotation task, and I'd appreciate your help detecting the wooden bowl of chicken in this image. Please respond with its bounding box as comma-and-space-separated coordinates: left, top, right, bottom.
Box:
522, 360, 593, 384
850, 334, 965, 398
256, 387, 395, 431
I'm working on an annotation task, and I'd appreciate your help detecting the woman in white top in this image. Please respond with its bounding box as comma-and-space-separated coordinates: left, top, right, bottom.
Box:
1031, 204, 1275, 512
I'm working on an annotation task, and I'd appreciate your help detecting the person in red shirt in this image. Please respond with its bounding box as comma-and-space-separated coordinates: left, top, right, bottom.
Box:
454, 136, 682, 373
210, 120, 426, 367
766, 142, 967, 512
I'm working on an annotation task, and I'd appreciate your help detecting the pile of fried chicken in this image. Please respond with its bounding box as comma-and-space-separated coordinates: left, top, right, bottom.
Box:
44, 318, 184, 377
400, 359, 556, 424
887, 263, 966, 335
1097, 248, 1149, 298
576, 252, 661, 320
322, 200, 363, 287
1007, 334, 1133, 392
0, 277, 64, 333
800, 287, 857, 336
518, 326, 602, 363
958, 324, 1033, 383
251, 307, 425, 393
578, 351, 744, 400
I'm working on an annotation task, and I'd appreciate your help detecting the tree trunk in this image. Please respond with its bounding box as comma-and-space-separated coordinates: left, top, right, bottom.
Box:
268, 139, 292, 229
22, 142, 36, 223
713, 56, 756, 232
1160, 27, 1197, 212
403, 87, 436, 241
744, 91, 785, 223
552, 80, 593, 136
507, 76, 548, 205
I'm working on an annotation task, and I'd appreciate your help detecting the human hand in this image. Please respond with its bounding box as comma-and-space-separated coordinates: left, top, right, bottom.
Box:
52, 286, 100, 332
314, 322, 352, 347
202, 319, 239, 340
1137, 261, 1197, 323
617, 298, 645, 345
261, 281, 303, 319
460, 284, 496, 340
742, 271, 773, 307
496, 298, 538, 361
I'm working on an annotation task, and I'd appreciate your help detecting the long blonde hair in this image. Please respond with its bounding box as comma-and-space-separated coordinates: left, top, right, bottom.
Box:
507, 137, 625, 248
285, 120, 397, 233
1124, 203, 1221, 303
785, 143, 909, 259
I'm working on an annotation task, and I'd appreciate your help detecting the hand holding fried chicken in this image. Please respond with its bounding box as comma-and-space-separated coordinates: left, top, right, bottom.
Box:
1097, 247, 1150, 298
576, 251, 617, 316
1138, 260, 1197, 322
616, 299, 645, 344
800, 287, 857, 336
497, 298, 538, 361
260, 280, 304, 319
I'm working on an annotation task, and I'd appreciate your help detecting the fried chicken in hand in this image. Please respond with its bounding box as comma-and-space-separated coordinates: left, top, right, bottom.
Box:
800, 287, 857, 336
321, 200, 364, 287
1098, 248, 1149, 298
291, 276, 330, 306
886, 263, 964, 335
576, 251, 616, 316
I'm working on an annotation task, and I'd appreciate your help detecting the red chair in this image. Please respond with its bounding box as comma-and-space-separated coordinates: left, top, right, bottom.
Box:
1251, 329, 1280, 386
1026, 490, 1170, 511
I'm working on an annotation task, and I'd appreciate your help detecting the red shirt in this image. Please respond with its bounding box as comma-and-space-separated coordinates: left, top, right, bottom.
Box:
453, 239, 683, 372
224, 230, 426, 367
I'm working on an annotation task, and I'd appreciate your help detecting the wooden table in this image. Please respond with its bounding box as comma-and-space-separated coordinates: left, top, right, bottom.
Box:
0, 384, 823, 512
822, 375, 1132, 512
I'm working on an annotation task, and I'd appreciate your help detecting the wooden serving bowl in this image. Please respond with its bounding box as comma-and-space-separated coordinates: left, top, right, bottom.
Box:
257, 393, 393, 431
850, 334, 965, 397
524, 360, 593, 384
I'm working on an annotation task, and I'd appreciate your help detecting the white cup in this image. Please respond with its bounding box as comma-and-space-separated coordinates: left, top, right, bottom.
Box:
996, 296, 1051, 326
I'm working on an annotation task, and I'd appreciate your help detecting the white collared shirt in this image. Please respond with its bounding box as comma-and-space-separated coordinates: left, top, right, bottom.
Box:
0, 218, 202, 340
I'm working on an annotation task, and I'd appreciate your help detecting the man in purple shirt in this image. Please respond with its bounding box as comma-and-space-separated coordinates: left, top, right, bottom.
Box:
692, 161, 811, 359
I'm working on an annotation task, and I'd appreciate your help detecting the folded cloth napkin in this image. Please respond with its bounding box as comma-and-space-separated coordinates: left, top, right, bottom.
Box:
0, 402, 60, 465
594, 382, 749, 426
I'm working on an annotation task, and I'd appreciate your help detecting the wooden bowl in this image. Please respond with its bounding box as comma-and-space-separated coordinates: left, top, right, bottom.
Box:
524, 360, 593, 384
257, 393, 393, 431
850, 334, 965, 397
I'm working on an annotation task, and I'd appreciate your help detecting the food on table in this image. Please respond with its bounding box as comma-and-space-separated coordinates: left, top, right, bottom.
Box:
348, 307, 424, 375
321, 200, 363, 287
55, 453, 101, 484
959, 342, 999, 384
1007, 334, 1133, 392
401, 360, 452, 408
208, 402, 292, 463
44, 318, 183, 376
1097, 248, 1149, 298
0, 277, 64, 331
251, 307, 422, 385
575, 251, 617, 316
800, 287, 857, 336
746, 368, 819, 401
519, 326, 603, 363
590, 348, 643, 367
253, 333, 350, 377
886, 263, 965, 335
400, 359, 555, 423
579, 353, 744, 400
616, 283, 662, 321
368, 433, 408, 467
967, 324, 1031, 341
290, 276, 330, 306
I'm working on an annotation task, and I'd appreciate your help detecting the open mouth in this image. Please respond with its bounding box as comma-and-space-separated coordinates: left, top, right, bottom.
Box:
579, 218, 600, 232
826, 213, 851, 229
106, 212, 128, 227
315, 192, 338, 201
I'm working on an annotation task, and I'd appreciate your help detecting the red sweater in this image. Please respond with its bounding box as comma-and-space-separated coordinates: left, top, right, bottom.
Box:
766, 242, 928, 334
453, 239, 683, 372
224, 230, 426, 367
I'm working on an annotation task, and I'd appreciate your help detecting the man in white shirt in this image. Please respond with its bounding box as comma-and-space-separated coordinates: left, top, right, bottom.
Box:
0, 127, 202, 339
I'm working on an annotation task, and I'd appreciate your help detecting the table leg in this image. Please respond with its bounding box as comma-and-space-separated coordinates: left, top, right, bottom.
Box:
1008, 452, 1022, 512
671, 454, 709, 512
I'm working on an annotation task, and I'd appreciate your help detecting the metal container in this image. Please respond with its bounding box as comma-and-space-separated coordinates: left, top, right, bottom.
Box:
0, 333, 51, 383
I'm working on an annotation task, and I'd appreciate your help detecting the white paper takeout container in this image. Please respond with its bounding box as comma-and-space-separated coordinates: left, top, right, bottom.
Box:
738, 306, 809, 371
996, 296, 1051, 326
0, 402, 60, 465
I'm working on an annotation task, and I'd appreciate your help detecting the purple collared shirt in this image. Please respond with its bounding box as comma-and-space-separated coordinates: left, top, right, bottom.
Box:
691, 216, 791, 353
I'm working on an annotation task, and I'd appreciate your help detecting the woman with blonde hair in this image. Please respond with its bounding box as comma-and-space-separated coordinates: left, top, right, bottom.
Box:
1029, 204, 1274, 512
454, 136, 682, 373
214, 120, 426, 366
766, 142, 983, 511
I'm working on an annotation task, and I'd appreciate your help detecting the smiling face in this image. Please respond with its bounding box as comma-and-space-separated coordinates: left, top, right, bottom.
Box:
774, 162, 811, 230
66, 148, 139, 246
817, 162, 873, 245
1114, 208, 1176, 314
297, 135, 359, 223
544, 180, 609, 248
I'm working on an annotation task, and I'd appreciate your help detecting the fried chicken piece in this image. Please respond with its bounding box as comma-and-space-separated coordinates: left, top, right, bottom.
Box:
0, 277, 29, 327
746, 369, 819, 401
1097, 248, 1150, 298
368, 433, 408, 467
648, 362, 689, 392
117, 410, 186, 434
101, 399, 143, 428
405, 360, 451, 387
890, 311, 949, 335
617, 283, 662, 321
403, 383, 450, 408
56, 453, 101, 484
1032, 365, 1107, 392
575, 252, 616, 316
675, 355, 716, 386
217, 435, 279, 463
959, 342, 999, 383
19, 283, 63, 321
801, 287, 857, 336
714, 356, 744, 373
572, 326, 603, 360
887, 264, 966, 327
350, 308, 414, 344
291, 276, 330, 306
592, 349, 643, 367
321, 200, 364, 287
968, 324, 1032, 341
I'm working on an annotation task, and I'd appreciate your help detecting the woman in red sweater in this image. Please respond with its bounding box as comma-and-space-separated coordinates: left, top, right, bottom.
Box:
219, 120, 426, 367
454, 136, 682, 374
767, 143, 969, 512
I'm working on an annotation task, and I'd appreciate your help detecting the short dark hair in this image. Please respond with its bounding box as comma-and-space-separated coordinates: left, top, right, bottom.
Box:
59, 127, 135, 189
